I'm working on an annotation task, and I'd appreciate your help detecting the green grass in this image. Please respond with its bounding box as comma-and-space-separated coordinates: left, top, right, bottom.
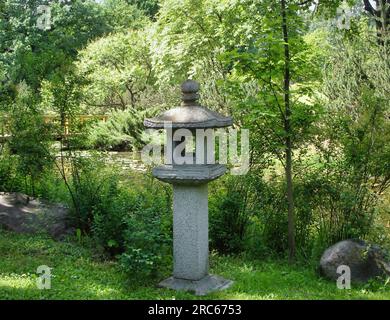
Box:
0, 231, 389, 300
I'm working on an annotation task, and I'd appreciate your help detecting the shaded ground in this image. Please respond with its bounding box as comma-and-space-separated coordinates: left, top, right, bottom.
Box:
0, 193, 73, 240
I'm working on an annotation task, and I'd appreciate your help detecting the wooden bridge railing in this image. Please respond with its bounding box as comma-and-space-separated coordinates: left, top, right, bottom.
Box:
42, 115, 109, 136
0, 114, 109, 140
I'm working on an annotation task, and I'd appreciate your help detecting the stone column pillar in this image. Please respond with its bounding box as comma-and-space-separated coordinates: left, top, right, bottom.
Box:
145, 80, 234, 295
173, 184, 208, 280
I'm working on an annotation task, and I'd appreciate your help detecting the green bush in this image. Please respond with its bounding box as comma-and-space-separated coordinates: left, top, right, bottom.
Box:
91, 188, 127, 256
119, 187, 172, 277
209, 175, 259, 255
0, 147, 14, 191
5, 91, 53, 196
208, 167, 380, 260
60, 155, 173, 276
33, 168, 70, 204
88, 108, 158, 151
301, 170, 377, 259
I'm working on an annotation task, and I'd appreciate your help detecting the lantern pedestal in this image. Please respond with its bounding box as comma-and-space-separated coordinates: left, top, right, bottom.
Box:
158, 275, 233, 296
173, 184, 209, 280
154, 166, 233, 295
158, 183, 232, 296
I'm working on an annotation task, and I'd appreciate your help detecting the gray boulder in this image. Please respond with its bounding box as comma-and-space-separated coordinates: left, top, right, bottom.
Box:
319, 239, 390, 283
0, 192, 74, 240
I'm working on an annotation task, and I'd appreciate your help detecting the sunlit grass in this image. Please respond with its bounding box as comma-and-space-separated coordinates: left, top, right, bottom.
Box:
0, 231, 389, 300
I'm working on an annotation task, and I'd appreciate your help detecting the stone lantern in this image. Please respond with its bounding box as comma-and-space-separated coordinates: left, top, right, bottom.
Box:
144, 80, 233, 295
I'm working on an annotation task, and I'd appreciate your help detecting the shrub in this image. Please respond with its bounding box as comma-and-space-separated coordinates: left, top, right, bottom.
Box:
209, 168, 377, 260
209, 174, 258, 254
33, 168, 70, 204
7, 92, 53, 197
62, 155, 120, 235
60, 154, 173, 276
88, 108, 158, 151
301, 169, 378, 258
0, 146, 24, 193
119, 181, 172, 277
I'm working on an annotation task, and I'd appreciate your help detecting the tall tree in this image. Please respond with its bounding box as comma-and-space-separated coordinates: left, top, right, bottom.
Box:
127, 0, 160, 19
281, 0, 296, 261
153, 0, 321, 256
77, 30, 154, 112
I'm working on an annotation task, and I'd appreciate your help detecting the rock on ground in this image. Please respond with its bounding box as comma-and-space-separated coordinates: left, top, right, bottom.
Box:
319, 239, 390, 283
0, 192, 74, 240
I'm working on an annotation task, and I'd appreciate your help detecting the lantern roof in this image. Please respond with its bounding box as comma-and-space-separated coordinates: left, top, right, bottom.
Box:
144, 80, 233, 129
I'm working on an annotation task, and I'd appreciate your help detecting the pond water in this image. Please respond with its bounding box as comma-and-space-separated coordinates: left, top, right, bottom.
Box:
55, 150, 148, 173
104, 151, 147, 172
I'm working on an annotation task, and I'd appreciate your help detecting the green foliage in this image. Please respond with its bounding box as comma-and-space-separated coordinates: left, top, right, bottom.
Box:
209, 174, 306, 257
62, 155, 116, 234
88, 176, 127, 256
119, 184, 172, 277
0, 0, 109, 93
151, 0, 249, 95
77, 30, 155, 112
209, 162, 387, 260
0, 0, 389, 284
6, 84, 53, 196
315, 30, 390, 249
0, 146, 22, 192
128, 0, 160, 19
55, 153, 172, 276
321, 33, 390, 187
88, 108, 158, 151
103, 0, 148, 31
209, 175, 254, 254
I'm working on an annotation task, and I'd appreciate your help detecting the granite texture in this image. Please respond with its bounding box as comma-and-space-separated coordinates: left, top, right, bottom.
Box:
173, 184, 209, 280
144, 80, 232, 129
153, 164, 227, 184
158, 275, 233, 296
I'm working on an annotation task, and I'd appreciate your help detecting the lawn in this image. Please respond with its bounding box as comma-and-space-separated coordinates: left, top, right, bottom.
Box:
0, 231, 389, 300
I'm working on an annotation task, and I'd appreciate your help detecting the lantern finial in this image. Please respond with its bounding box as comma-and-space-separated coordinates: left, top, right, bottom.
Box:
181, 80, 200, 106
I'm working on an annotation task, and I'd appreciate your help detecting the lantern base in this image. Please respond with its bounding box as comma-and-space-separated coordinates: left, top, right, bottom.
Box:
153, 164, 227, 185
158, 274, 233, 296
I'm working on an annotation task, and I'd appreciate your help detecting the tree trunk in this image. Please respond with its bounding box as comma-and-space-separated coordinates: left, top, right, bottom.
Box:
281, 0, 296, 262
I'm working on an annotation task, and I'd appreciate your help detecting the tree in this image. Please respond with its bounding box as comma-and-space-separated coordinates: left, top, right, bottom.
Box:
363, 0, 389, 43
306, 25, 390, 245
102, 0, 149, 31
7, 83, 52, 197
0, 0, 109, 97
153, 0, 321, 257
77, 30, 155, 112
127, 0, 160, 19
281, 0, 296, 261
322, 30, 390, 194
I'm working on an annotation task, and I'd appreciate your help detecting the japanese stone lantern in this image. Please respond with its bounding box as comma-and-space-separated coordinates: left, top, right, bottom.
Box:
144, 80, 233, 295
